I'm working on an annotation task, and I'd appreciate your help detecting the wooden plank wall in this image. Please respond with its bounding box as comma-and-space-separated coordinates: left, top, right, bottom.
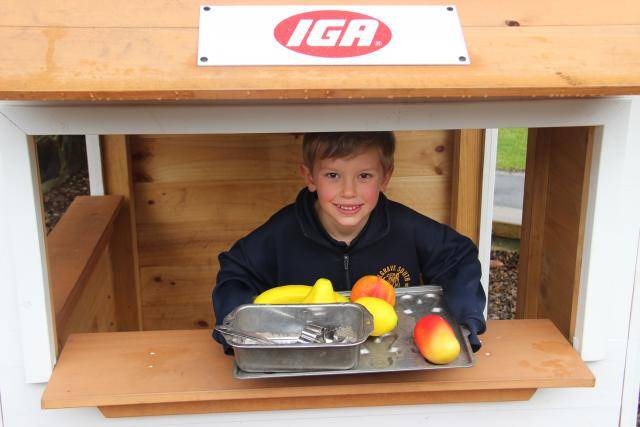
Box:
517, 127, 593, 340
129, 131, 456, 330
58, 245, 119, 347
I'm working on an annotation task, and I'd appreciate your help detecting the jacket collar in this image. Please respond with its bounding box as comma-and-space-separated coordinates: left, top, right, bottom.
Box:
294, 188, 390, 251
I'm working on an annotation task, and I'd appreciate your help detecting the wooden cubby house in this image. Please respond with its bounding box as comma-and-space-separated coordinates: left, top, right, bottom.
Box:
0, 1, 639, 425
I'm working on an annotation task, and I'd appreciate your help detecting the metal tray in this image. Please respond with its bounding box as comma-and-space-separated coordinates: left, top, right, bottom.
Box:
219, 303, 374, 372
234, 285, 475, 379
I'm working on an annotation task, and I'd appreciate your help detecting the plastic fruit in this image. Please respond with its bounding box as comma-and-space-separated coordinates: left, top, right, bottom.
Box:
350, 275, 396, 306
334, 292, 349, 303
254, 285, 312, 304
302, 278, 337, 303
413, 314, 461, 364
254, 282, 348, 304
354, 296, 398, 336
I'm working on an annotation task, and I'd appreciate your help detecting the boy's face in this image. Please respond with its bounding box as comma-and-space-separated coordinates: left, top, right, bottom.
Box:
300, 148, 392, 243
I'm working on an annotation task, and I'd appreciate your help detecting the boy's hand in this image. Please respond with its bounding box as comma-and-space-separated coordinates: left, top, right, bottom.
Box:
466, 330, 481, 352
463, 320, 483, 352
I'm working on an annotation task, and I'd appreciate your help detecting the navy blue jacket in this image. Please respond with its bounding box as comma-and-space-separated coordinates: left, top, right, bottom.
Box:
212, 188, 486, 353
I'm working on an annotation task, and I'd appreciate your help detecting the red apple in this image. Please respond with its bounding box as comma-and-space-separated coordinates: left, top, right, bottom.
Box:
413, 314, 461, 364
350, 275, 396, 306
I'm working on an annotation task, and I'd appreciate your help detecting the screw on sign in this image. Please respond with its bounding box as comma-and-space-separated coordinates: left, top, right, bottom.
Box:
274, 10, 392, 58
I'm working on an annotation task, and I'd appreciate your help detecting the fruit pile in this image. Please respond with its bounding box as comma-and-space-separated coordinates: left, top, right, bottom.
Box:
254, 275, 460, 365
254, 276, 399, 336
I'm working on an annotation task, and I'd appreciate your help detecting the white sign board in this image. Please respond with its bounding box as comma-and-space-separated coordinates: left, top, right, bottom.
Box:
198, 5, 470, 66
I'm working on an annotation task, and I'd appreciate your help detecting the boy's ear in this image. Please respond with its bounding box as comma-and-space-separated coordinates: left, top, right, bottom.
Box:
380, 166, 394, 192
299, 164, 317, 192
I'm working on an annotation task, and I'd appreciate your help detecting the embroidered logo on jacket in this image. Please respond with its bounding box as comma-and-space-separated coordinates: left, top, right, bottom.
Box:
378, 265, 411, 288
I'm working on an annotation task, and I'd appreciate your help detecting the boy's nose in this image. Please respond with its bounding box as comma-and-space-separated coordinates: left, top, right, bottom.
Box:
341, 179, 356, 197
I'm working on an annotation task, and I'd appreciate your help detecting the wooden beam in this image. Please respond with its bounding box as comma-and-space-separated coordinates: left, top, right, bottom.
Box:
517, 127, 593, 340
101, 135, 142, 331
99, 389, 537, 417
451, 129, 485, 246
46, 196, 122, 348
517, 129, 551, 320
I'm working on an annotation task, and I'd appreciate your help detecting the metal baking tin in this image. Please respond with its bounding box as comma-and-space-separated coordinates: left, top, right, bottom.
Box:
219, 303, 374, 372
233, 285, 475, 379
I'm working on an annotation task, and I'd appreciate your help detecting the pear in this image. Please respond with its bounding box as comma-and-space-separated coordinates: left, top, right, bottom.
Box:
302, 278, 336, 304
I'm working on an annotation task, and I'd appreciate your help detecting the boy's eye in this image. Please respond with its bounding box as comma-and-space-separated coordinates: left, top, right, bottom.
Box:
325, 172, 338, 179
359, 173, 373, 179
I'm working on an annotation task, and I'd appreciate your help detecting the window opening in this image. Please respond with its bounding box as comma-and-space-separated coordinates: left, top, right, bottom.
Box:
489, 128, 527, 321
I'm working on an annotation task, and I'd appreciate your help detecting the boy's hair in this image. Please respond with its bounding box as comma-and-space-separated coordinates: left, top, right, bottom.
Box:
302, 132, 395, 173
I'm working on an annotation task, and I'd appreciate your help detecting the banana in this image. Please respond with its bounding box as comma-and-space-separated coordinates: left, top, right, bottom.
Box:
302, 278, 336, 304
254, 279, 347, 304
254, 285, 312, 304
334, 292, 349, 303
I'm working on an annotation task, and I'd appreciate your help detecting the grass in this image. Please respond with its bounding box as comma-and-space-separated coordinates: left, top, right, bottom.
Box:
497, 128, 527, 172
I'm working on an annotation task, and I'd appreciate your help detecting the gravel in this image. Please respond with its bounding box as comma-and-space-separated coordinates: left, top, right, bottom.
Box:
488, 250, 519, 320
42, 168, 89, 233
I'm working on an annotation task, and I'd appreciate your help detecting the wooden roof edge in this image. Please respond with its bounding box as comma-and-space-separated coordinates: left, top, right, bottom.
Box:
2, 86, 640, 103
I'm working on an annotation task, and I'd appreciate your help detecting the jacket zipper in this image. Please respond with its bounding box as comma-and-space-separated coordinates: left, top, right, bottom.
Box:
343, 254, 350, 288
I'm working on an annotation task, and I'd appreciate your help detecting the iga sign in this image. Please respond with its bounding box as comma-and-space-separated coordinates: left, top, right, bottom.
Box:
273, 10, 392, 58
198, 5, 470, 66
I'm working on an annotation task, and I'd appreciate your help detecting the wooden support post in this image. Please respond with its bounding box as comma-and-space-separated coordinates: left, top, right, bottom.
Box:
101, 135, 142, 331
517, 127, 594, 341
451, 129, 485, 246
517, 129, 551, 321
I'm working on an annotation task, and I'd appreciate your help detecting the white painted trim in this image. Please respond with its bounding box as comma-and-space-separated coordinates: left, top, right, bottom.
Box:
0, 98, 632, 135
572, 125, 604, 355
0, 113, 56, 383
0, 97, 637, 381
85, 135, 104, 196
619, 96, 640, 427
621, 237, 640, 426
479, 128, 498, 320
572, 99, 638, 361
0, 390, 4, 427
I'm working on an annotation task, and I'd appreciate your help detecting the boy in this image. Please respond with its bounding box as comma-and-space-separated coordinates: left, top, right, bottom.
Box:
212, 132, 486, 354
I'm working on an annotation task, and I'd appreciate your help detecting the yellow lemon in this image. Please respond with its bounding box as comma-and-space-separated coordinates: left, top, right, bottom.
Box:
355, 297, 398, 336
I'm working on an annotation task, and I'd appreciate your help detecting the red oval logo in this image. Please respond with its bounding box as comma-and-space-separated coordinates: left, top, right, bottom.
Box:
274, 10, 392, 58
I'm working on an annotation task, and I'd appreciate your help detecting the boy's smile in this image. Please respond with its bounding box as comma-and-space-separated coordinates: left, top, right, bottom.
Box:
300, 148, 392, 245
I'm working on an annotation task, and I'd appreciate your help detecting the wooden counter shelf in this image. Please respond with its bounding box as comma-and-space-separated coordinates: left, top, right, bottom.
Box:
42, 319, 594, 418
